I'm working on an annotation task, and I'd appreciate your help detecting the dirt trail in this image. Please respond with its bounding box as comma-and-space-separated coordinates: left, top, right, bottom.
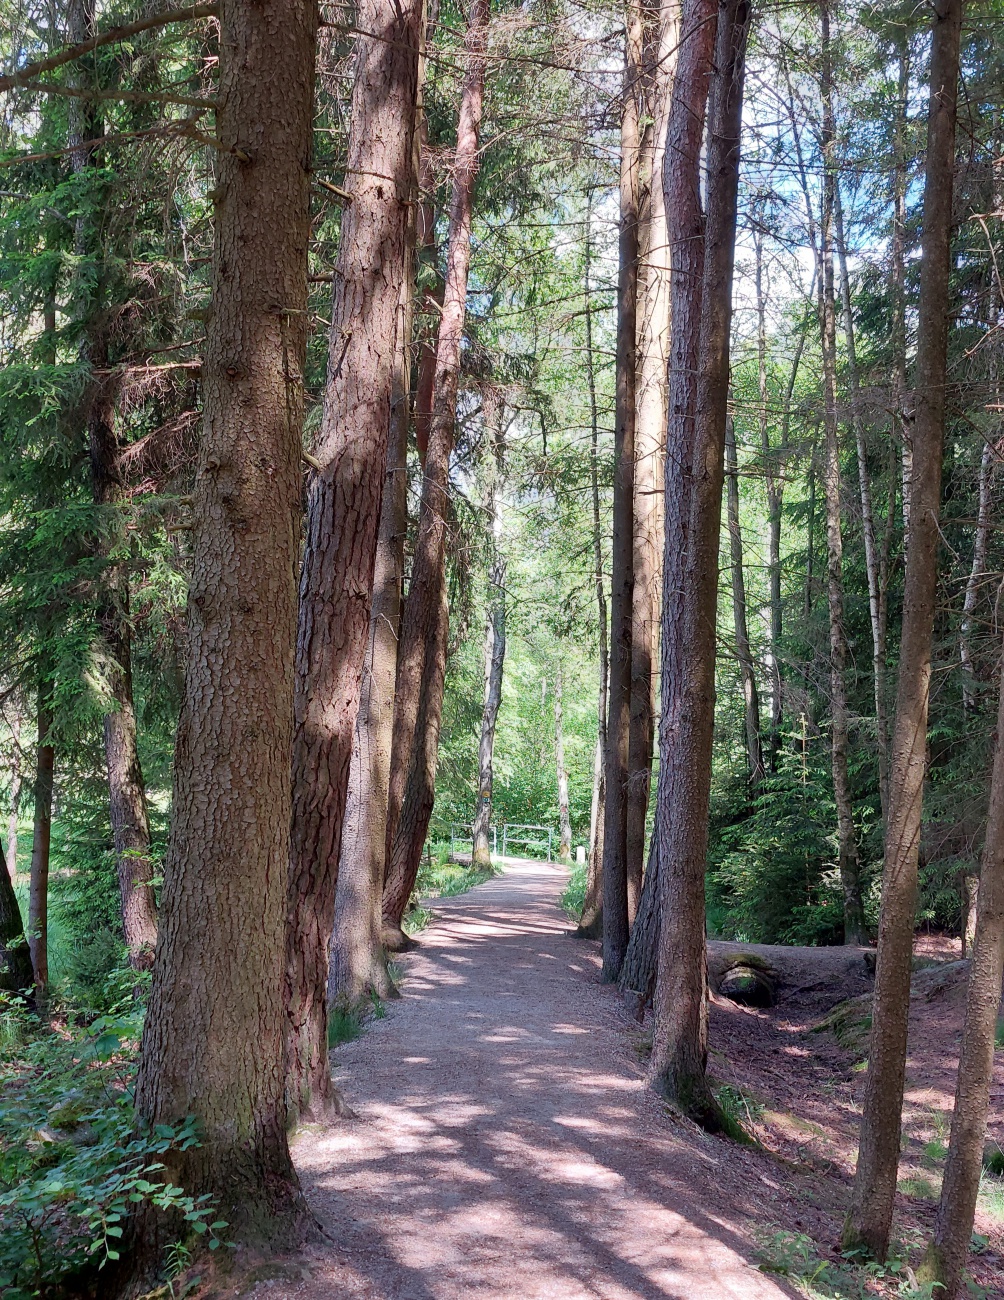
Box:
252, 861, 794, 1300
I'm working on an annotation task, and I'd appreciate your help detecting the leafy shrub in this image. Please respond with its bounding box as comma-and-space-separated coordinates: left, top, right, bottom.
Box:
0, 1001, 226, 1298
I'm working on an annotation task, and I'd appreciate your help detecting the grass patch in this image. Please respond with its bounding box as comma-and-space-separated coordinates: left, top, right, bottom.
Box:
898, 1175, 938, 1201
715, 1082, 764, 1133
560, 862, 587, 920
327, 993, 387, 1048
979, 1173, 1004, 1224
756, 1229, 944, 1298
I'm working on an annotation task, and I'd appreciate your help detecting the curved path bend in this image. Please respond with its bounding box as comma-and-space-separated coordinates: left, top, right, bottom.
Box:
260, 861, 794, 1300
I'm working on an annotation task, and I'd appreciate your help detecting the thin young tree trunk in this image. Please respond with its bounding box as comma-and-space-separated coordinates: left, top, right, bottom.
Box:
6, 705, 21, 879
472, 439, 507, 869
725, 418, 764, 789
602, 0, 642, 981
578, 205, 607, 939
555, 663, 573, 862
960, 439, 994, 711
648, 0, 750, 1127
0, 838, 34, 1000
28, 683, 53, 1005
892, 35, 912, 552
819, 4, 865, 945
382, 0, 490, 944
627, 0, 677, 921
285, 0, 422, 1122
917, 634, 1004, 1298
834, 180, 890, 820
843, 0, 964, 1258
133, 0, 317, 1248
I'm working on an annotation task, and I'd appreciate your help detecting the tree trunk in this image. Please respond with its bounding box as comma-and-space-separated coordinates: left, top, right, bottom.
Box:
618, 831, 660, 1002
328, 277, 414, 1010
286, 0, 422, 1122
6, 705, 21, 879
834, 179, 890, 820
916, 632, 1004, 1298
648, 0, 749, 1129
602, 0, 643, 982
578, 203, 607, 940
554, 663, 573, 862
0, 838, 34, 1001
891, 34, 912, 553
28, 684, 53, 1006
725, 418, 764, 790
755, 228, 783, 770
627, 0, 677, 922
472, 461, 507, 869
843, 0, 964, 1259
819, 3, 865, 946
959, 438, 994, 711
133, 0, 317, 1249
382, 573, 451, 941
383, 0, 491, 943
961, 873, 979, 958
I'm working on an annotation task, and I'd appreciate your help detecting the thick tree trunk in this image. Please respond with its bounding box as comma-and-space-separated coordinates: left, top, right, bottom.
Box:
554, 664, 573, 862
133, 0, 317, 1249
0, 838, 34, 1000
286, 0, 422, 1122
329, 278, 414, 1009
648, 0, 749, 1128
959, 439, 993, 711
843, 0, 964, 1259
627, 0, 677, 922
819, 6, 865, 946
618, 831, 660, 1002
472, 497, 506, 869
28, 686, 53, 1005
602, 0, 643, 981
725, 418, 764, 789
578, 211, 607, 940
383, 0, 490, 942
917, 633, 1004, 1298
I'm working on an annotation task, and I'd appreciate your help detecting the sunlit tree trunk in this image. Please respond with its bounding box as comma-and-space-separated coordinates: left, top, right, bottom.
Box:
725, 418, 764, 789
286, 0, 422, 1122
959, 438, 994, 711
843, 0, 964, 1258
473, 419, 507, 869
892, 35, 912, 552
134, 0, 317, 1250
6, 705, 21, 879
917, 629, 1004, 1298
602, 0, 643, 981
819, 3, 865, 945
648, 0, 749, 1127
383, 0, 491, 945
0, 838, 34, 1001
28, 680, 53, 1006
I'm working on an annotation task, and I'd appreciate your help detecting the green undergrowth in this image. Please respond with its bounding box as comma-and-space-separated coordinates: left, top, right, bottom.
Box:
0, 994, 227, 1299
402, 841, 501, 936
756, 1228, 985, 1298
560, 861, 587, 920
327, 992, 388, 1048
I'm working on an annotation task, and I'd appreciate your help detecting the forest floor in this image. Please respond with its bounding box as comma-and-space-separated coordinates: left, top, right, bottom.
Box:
234, 862, 1002, 1300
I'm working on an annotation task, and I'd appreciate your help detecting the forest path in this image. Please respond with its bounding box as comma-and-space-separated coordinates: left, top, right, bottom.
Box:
259, 861, 794, 1300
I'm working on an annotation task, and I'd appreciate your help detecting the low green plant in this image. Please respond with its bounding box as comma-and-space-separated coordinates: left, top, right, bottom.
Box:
757, 1229, 948, 1299
560, 862, 587, 920
714, 1082, 764, 1131
327, 992, 387, 1048
0, 1000, 227, 1298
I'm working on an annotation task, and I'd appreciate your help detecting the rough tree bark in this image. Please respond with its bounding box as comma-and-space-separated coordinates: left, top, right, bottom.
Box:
626, 0, 677, 920
472, 413, 507, 869
602, 0, 643, 981
892, 33, 912, 551
917, 631, 1004, 1298
133, 0, 317, 1249
618, 0, 716, 1002
725, 418, 764, 789
834, 179, 890, 819
28, 682, 53, 1005
286, 0, 422, 1121
819, 3, 865, 945
6, 705, 20, 878
382, 0, 490, 944
328, 15, 428, 1009
579, 205, 607, 939
843, 0, 964, 1258
0, 839, 34, 1000
648, 0, 749, 1128
554, 663, 573, 862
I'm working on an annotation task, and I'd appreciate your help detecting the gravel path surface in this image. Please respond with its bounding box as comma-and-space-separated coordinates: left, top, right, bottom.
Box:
254, 861, 794, 1299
